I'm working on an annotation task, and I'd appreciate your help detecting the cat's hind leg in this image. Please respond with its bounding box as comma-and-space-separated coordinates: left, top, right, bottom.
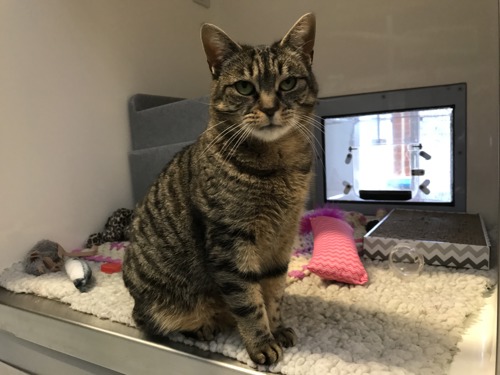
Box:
132, 295, 228, 341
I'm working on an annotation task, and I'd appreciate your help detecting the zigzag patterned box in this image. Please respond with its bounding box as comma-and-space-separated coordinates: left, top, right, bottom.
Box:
363, 209, 491, 270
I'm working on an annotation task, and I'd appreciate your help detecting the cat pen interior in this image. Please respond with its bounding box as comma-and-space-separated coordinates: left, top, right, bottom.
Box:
1, 1, 499, 374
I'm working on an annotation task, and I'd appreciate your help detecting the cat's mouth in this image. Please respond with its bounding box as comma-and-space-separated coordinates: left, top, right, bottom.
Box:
252, 123, 290, 142
260, 123, 283, 131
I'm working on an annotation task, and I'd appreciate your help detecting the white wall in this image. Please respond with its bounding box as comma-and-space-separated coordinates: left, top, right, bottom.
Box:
0, 0, 214, 269
212, 0, 499, 233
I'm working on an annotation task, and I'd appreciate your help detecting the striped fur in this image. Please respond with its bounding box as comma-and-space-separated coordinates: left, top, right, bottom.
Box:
122, 13, 318, 365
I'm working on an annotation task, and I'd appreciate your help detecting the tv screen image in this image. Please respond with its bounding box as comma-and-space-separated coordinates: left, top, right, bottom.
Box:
314, 83, 466, 214
324, 107, 453, 204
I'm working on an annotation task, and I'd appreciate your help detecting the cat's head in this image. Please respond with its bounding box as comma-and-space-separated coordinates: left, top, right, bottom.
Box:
201, 13, 318, 143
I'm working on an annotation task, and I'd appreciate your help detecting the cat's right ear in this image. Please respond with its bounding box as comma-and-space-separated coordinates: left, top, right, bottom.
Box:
201, 24, 241, 77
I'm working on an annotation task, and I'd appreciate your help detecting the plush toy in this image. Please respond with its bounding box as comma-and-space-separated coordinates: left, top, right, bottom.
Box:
24, 239, 65, 276
64, 257, 94, 292
307, 216, 368, 285
85, 208, 134, 248
299, 206, 345, 234
24, 239, 95, 292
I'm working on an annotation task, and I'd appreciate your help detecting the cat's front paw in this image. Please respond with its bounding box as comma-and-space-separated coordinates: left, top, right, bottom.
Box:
246, 338, 283, 365
273, 326, 297, 348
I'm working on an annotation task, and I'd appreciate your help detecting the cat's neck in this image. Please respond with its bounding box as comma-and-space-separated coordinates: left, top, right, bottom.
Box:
204, 125, 312, 172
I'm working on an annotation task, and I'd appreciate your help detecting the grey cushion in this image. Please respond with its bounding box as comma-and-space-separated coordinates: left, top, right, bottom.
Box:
128, 94, 209, 203
129, 141, 194, 204
129, 94, 209, 150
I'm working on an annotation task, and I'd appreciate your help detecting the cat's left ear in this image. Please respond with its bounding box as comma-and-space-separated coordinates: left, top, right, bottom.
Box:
201, 23, 241, 77
280, 13, 316, 64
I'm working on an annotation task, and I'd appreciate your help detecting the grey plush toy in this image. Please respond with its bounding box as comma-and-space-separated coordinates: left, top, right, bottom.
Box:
24, 239, 65, 276
24, 239, 94, 292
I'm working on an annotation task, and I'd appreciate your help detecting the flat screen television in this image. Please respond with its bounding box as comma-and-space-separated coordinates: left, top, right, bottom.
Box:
313, 83, 466, 214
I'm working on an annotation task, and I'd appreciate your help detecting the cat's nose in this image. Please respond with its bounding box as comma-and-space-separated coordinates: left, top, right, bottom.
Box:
261, 106, 278, 118
259, 92, 279, 119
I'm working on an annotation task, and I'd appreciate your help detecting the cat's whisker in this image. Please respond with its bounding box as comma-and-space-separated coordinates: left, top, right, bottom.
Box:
296, 113, 324, 134
215, 122, 249, 172
197, 120, 239, 161
218, 122, 246, 158
298, 110, 323, 122
295, 123, 320, 159
204, 119, 228, 131
225, 123, 255, 164
293, 115, 324, 154
298, 117, 324, 153
308, 111, 324, 120
291, 118, 325, 173
295, 115, 325, 156
215, 127, 249, 176
187, 98, 218, 108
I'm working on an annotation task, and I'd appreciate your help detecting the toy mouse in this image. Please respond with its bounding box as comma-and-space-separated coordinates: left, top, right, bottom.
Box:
24, 239, 96, 292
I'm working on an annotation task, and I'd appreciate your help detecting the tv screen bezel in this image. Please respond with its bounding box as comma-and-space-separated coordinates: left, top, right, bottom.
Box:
312, 83, 466, 214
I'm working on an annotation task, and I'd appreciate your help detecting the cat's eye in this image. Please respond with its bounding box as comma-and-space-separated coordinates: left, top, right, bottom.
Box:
234, 81, 256, 96
279, 77, 297, 91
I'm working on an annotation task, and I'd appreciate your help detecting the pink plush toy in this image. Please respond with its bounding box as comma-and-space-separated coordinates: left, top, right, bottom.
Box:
299, 206, 344, 235
307, 216, 369, 285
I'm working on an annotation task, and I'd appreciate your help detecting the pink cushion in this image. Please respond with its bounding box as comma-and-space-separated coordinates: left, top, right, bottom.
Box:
307, 216, 368, 285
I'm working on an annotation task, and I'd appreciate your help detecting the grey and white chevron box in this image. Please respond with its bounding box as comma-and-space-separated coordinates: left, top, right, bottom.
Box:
363, 209, 490, 270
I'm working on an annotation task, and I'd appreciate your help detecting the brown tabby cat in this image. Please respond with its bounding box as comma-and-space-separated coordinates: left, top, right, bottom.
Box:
122, 13, 318, 365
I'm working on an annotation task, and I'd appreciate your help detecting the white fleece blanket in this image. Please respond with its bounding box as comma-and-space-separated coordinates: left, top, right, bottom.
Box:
0, 253, 495, 375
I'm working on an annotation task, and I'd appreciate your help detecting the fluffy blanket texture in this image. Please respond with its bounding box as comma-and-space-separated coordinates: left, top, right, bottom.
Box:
0, 240, 496, 375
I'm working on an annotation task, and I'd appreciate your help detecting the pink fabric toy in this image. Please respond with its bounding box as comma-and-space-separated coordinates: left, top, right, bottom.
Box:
307, 216, 368, 285
299, 206, 344, 235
